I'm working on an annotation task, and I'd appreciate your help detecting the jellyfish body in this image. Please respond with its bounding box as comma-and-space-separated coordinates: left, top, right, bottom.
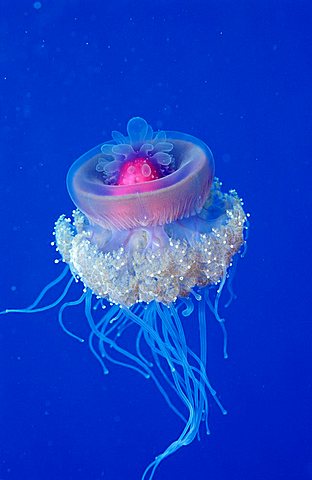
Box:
3, 117, 248, 480
60, 117, 245, 308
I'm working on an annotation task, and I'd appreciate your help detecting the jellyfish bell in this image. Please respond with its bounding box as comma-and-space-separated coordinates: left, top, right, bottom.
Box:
66, 116, 215, 231
2, 117, 248, 480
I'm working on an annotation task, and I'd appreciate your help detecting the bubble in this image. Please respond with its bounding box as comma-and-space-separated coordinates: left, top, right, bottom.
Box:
142, 163, 151, 177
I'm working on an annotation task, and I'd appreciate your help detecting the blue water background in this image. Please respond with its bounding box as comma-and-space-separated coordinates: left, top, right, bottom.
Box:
0, 1, 311, 479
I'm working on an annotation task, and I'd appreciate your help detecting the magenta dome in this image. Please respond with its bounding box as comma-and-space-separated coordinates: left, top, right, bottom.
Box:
67, 117, 215, 230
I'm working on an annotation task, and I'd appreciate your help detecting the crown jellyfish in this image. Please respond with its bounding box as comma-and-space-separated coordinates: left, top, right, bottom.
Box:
2, 117, 248, 480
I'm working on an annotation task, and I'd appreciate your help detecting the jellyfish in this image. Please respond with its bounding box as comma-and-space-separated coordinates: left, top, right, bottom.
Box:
2, 117, 248, 479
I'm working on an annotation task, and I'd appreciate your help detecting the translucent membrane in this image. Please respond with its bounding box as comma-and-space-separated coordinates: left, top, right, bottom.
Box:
67, 132, 215, 231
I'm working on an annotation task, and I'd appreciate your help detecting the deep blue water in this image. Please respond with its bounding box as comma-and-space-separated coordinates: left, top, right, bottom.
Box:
0, 1, 311, 479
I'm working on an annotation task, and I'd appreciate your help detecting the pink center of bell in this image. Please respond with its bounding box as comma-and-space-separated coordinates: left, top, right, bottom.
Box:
117, 157, 161, 186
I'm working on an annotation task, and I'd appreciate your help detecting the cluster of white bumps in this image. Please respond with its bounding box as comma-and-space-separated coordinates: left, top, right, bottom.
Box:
54, 185, 247, 306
